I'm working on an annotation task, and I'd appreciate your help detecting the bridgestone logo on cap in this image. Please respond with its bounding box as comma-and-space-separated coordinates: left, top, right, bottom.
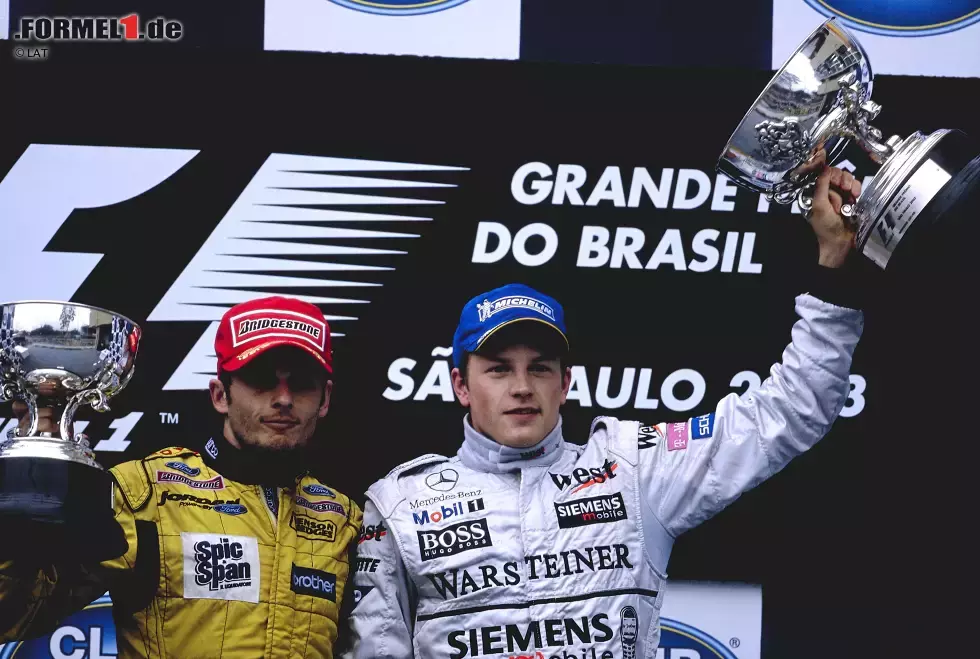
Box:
229, 309, 326, 350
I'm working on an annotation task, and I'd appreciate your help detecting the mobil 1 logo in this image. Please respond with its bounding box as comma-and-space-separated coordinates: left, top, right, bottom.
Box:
182, 533, 260, 603
417, 519, 492, 562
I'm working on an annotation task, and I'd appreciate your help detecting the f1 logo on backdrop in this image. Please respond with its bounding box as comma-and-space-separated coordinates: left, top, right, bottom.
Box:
0, 143, 468, 392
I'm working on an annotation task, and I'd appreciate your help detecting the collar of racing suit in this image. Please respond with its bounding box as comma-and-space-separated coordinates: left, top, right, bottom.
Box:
201, 434, 310, 488
457, 414, 565, 473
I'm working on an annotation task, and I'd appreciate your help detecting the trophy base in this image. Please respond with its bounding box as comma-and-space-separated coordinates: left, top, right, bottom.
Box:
0, 456, 128, 563
857, 129, 979, 270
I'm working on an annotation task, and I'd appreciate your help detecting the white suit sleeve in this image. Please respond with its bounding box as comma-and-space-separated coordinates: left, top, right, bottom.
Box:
639, 292, 864, 537
342, 499, 415, 659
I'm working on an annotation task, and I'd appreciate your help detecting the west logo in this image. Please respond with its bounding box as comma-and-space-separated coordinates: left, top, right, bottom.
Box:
417, 519, 492, 562
550, 459, 617, 493
638, 425, 661, 450
555, 493, 628, 529
413, 499, 485, 526
358, 522, 387, 544
290, 565, 336, 601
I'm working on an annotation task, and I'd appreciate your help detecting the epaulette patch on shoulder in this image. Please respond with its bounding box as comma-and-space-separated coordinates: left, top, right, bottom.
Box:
111, 447, 200, 511
385, 453, 450, 480
589, 416, 611, 435
144, 446, 198, 461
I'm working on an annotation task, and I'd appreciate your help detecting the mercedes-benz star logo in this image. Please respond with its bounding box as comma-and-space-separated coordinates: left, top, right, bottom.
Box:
425, 469, 459, 492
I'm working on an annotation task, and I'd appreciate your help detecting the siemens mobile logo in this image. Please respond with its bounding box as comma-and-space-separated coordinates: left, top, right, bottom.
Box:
329, 0, 473, 16
803, 1, 980, 37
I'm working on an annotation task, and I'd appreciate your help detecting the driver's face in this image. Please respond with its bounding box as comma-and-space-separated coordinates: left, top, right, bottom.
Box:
210, 347, 332, 451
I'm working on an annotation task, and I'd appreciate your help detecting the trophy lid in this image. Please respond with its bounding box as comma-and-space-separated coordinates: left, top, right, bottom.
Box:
716, 18, 873, 195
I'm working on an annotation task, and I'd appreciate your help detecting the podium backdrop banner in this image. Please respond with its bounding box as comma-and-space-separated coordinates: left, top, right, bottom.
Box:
1, 46, 977, 656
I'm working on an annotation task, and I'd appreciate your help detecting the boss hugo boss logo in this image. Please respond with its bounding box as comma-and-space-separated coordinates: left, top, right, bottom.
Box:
447, 614, 614, 659
156, 471, 225, 490
555, 493, 628, 529
417, 519, 492, 562
292, 514, 336, 541
425, 468, 459, 492
550, 459, 617, 492
413, 498, 485, 526
165, 461, 200, 476
182, 533, 260, 603
290, 565, 336, 601
426, 544, 633, 599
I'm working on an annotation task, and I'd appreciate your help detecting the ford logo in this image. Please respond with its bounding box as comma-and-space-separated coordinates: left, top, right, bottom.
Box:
328, 0, 473, 17
804, 1, 980, 37
165, 461, 200, 477
213, 504, 247, 516
303, 484, 336, 498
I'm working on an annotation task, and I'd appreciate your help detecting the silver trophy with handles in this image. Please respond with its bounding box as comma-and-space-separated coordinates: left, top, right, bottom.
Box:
717, 18, 979, 270
0, 300, 141, 561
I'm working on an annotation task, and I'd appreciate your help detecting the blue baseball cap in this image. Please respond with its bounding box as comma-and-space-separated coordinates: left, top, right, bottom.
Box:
452, 283, 568, 368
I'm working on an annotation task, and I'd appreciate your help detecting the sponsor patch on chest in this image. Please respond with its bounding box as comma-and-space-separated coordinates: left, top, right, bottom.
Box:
291, 513, 337, 541
182, 533, 260, 603
156, 470, 225, 490
554, 493, 628, 529
290, 564, 336, 601
295, 495, 345, 516
417, 518, 492, 562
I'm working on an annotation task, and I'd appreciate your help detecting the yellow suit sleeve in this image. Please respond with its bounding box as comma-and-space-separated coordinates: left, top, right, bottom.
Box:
0, 477, 139, 642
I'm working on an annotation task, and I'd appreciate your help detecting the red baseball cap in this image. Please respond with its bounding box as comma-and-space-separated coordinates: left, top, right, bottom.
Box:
214, 296, 332, 374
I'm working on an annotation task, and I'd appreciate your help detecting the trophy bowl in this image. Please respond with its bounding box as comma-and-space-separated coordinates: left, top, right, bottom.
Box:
0, 301, 141, 561
717, 18, 980, 271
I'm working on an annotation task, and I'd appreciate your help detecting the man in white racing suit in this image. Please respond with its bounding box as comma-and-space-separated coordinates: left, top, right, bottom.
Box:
344, 165, 865, 658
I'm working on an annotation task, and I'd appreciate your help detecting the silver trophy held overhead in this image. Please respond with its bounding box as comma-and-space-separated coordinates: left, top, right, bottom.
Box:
0, 301, 140, 561
717, 18, 979, 270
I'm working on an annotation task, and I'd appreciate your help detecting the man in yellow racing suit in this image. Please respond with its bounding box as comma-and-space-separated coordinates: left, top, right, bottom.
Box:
0, 295, 362, 658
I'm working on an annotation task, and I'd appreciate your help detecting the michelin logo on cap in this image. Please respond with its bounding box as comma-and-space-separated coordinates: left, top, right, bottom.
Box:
476, 296, 556, 323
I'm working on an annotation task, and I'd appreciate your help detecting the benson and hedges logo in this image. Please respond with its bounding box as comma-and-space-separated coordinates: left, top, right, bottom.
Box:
328, 1, 473, 16
803, 1, 980, 37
